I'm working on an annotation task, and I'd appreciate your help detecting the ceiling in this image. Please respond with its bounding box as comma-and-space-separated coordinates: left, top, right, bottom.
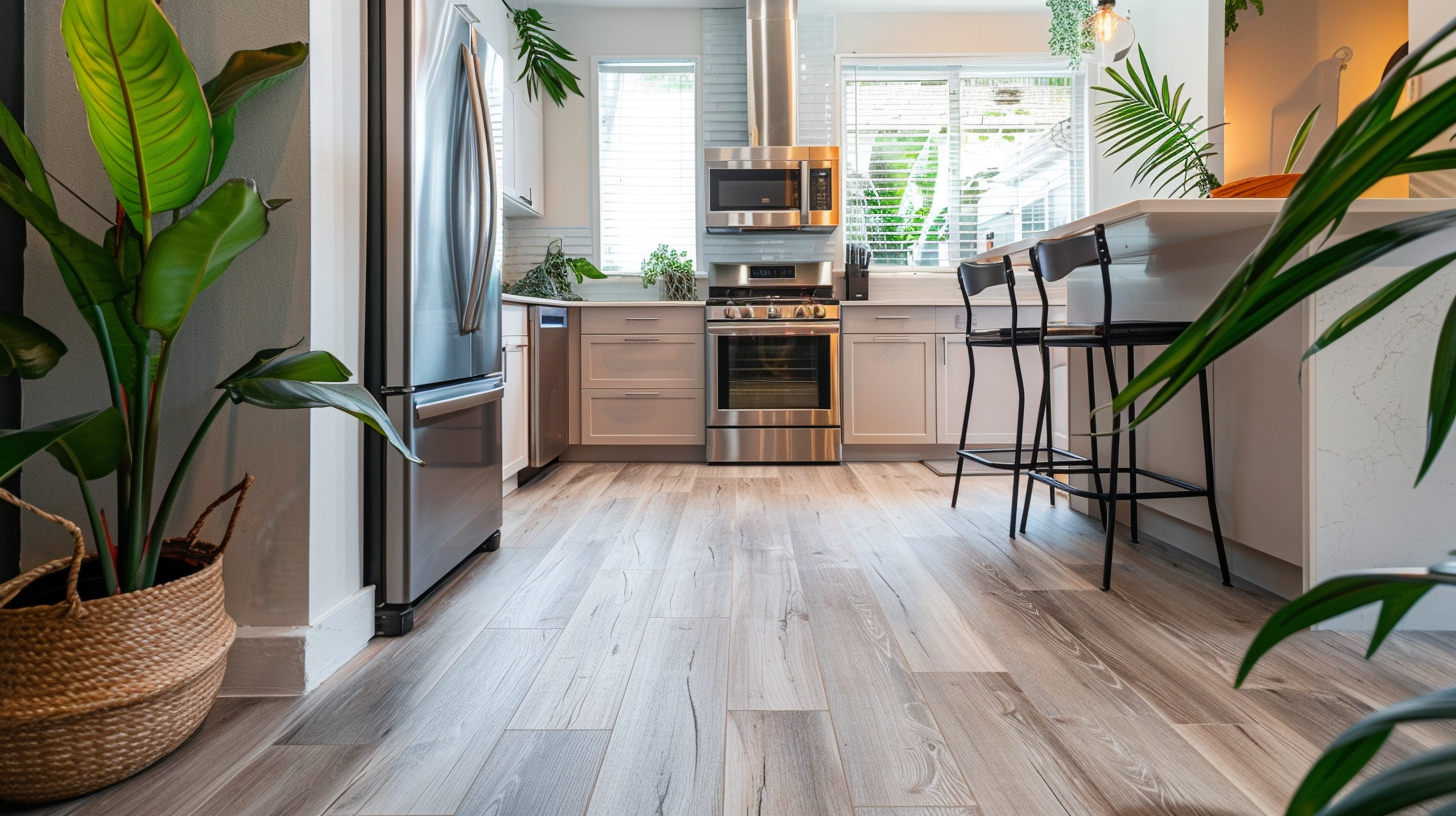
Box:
540, 0, 1050, 11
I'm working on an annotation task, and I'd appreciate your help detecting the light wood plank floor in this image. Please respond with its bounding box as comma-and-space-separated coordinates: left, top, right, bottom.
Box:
11, 462, 1456, 816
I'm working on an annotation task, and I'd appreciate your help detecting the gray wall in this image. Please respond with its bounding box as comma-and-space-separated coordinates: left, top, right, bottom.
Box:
23, 0, 315, 627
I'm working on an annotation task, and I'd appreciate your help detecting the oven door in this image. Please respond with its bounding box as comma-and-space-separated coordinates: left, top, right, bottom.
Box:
708, 321, 840, 427
705, 160, 805, 232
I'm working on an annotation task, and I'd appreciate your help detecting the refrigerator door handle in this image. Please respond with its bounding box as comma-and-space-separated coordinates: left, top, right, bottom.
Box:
415, 380, 505, 420
459, 43, 495, 335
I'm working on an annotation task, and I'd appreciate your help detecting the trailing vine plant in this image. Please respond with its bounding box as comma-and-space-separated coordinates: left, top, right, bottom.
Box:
1047, 0, 1094, 70
1225, 0, 1266, 37
501, 0, 583, 107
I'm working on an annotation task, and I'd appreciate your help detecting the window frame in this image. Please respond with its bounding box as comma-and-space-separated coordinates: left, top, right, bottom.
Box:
834, 52, 1089, 274
590, 55, 704, 277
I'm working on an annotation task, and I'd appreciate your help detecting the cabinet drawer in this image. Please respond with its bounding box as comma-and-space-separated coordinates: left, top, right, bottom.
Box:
503, 303, 529, 336
581, 335, 704, 389
934, 305, 1044, 333
581, 307, 703, 335
581, 389, 705, 446
841, 305, 937, 334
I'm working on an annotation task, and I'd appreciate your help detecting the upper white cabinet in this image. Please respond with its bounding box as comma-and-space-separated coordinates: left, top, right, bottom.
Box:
502, 78, 544, 218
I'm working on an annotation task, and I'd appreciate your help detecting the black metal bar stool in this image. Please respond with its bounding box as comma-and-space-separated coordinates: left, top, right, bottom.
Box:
950, 256, 1054, 538
1018, 224, 1231, 591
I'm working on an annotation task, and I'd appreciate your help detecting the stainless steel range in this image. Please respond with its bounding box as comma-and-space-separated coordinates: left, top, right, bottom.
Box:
706, 262, 841, 463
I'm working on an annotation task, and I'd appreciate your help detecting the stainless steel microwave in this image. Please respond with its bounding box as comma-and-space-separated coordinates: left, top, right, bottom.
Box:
703, 146, 840, 234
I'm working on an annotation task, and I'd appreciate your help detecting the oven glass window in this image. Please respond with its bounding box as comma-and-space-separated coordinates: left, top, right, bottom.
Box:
710, 169, 801, 211
718, 335, 832, 410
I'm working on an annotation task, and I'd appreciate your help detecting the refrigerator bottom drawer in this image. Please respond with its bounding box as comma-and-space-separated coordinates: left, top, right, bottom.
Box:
385, 390, 504, 605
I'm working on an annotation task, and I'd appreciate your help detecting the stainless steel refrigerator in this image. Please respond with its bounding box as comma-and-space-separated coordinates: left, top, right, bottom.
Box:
366, 0, 505, 635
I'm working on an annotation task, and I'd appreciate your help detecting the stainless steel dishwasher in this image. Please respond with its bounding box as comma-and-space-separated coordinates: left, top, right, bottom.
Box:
529, 306, 570, 466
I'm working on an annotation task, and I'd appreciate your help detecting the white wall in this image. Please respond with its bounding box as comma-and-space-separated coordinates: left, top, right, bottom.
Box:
1410, 0, 1456, 197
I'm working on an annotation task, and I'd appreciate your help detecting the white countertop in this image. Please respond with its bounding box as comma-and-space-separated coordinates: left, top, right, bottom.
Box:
975, 197, 1456, 265
503, 294, 704, 308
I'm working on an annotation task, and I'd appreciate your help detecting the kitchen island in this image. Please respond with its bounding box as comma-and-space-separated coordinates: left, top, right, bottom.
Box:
976, 198, 1456, 621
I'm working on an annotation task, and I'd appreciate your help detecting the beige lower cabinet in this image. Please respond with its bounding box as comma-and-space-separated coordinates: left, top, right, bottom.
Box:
581, 388, 705, 445
935, 334, 1045, 446
502, 338, 530, 478
841, 334, 937, 444
580, 335, 705, 389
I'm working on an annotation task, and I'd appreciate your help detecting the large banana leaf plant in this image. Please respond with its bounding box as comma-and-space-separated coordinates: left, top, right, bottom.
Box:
0, 0, 418, 598
1110, 15, 1456, 816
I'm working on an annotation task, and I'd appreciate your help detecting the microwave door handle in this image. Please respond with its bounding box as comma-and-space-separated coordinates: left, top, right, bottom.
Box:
460, 44, 491, 334
800, 161, 810, 224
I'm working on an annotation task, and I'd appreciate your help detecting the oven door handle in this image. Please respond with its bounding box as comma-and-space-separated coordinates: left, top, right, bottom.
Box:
707, 321, 841, 336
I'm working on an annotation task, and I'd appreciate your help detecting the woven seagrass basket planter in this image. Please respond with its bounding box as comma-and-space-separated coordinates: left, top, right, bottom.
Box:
0, 478, 250, 803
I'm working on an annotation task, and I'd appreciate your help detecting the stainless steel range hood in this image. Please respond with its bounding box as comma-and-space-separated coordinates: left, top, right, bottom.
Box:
747, 0, 798, 147
702, 0, 841, 234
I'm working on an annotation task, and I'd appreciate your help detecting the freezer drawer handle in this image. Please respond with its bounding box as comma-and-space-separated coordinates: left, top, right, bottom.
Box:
415, 385, 504, 420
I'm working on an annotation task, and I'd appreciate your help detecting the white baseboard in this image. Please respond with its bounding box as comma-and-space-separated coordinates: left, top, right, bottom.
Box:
219, 586, 375, 697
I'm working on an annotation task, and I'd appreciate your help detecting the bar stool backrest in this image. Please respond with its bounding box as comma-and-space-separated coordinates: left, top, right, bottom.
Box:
956, 256, 1018, 336
1029, 223, 1115, 332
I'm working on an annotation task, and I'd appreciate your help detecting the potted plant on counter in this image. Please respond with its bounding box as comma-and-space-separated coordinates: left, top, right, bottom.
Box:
0, 0, 418, 802
1113, 16, 1456, 815
640, 244, 698, 302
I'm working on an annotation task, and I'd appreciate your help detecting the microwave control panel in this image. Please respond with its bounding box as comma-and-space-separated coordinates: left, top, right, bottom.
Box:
809, 168, 834, 211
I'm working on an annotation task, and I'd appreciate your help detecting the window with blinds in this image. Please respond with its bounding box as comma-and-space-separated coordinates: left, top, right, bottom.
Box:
597, 59, 698, 275
842, 61, 1087, 269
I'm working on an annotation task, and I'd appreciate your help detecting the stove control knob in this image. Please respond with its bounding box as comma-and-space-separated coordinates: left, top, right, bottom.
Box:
812, 304, 827, 318
795, 305, 811, 318
721, 307, 737, 319
738, 306, 754, 319
766, 305, 781, 319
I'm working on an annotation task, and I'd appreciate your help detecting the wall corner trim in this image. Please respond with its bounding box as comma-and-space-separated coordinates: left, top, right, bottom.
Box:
219, 586, 375, 697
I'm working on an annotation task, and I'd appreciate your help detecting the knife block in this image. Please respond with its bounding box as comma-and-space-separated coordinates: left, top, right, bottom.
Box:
845, 264, 869, 301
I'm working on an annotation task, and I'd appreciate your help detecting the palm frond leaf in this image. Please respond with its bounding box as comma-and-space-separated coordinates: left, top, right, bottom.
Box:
1092, 46, 1222, 197
503, 0, 583, 107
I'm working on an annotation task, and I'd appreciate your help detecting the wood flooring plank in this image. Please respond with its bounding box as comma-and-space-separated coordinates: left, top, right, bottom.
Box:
456, 730, 612, 816
490, 496, 639, 628
723, 711, 854, 816
653, 477, 736, 618
510, 569, 663, 730
1174, 724, 1320, 816
1047, 714, 1261, 816
600, 489, 690, 570
795, 559, 975, 808
855, 809, 981, 816
917, 672, 1109, 816
285, 547, 546, 745
905, 535, 1155, 719
505, 463, 625, 548
192, 745, 372, 816
1027, 589, 1253, 725
728, 479, 827, 710
784, 491, 861, 571
821, 468, 1003, 673
586, 618, 730, 816
326, 629, 558, 816
601, 462, 697, 498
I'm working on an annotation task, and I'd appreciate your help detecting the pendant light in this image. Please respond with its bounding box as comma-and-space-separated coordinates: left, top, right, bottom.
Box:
1084, 0, 1136, 64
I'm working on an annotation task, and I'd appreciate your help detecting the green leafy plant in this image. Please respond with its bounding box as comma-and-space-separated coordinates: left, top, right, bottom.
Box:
1112, 16, 1456, 815
639, 245, 697, 302
501, 0, 583, 107
0, 0, 417, 598
1047, 0, 1095, 70
1093, 46, 1223, 197
1284, 105, 1321, 174
503, 239, 604, 301
1226, 0, 1266, 38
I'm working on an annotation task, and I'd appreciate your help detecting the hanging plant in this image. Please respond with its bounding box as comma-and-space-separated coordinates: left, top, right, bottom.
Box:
1225, 0, 1266, 37
1047, 0, 1095, 70
502, 0, 583, 107
503, 240, 604, 301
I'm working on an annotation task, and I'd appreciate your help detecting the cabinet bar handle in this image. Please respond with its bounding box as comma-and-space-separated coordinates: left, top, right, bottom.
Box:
624, 392, 661, 397
874, 336, 912, 341
624, 317, 660, 321
623, 337, 661, 342
875, 315, 911, 319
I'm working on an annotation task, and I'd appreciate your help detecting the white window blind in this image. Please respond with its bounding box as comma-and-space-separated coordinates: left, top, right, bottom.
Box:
842, 61, 1086, 269
597, 59, 697, 275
